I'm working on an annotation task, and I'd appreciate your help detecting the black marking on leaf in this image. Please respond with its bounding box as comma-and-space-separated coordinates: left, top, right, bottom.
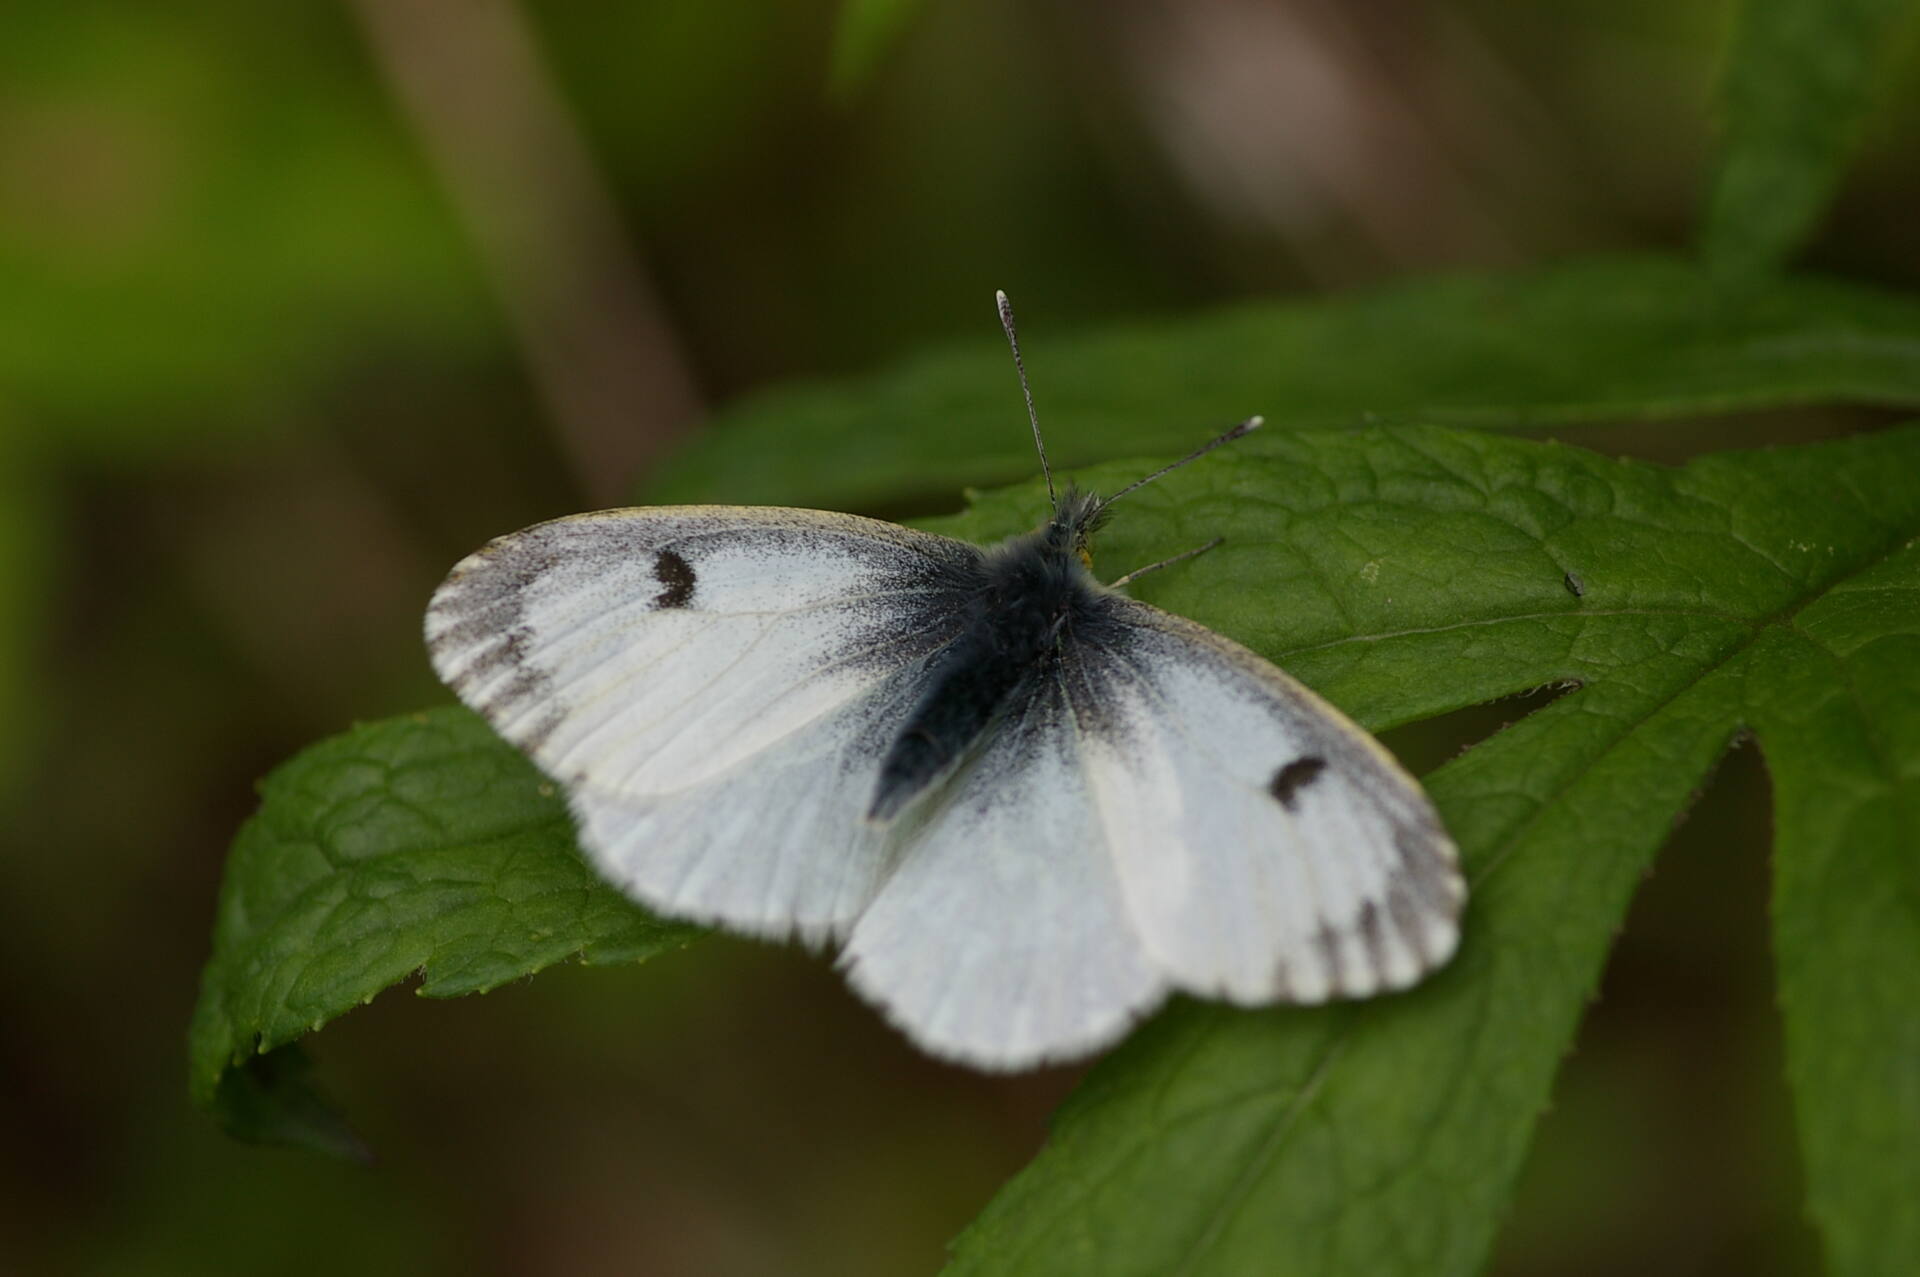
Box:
1269, 757, 1327, 810
653, 550, 696, 608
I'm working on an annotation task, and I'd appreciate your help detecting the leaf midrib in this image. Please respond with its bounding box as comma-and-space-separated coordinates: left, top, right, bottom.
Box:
1784, 620, 1920, 930
1272, 607, 1752, 660
1167, 1035, 1350, 1277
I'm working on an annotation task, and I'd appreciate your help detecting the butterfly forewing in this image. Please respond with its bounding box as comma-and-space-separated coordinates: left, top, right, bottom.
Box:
1069, 596, 1464, 1005
426, 507, 981, 940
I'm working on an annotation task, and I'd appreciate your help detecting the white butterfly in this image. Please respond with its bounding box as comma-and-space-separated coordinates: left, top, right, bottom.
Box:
425, 293, 1464, 1069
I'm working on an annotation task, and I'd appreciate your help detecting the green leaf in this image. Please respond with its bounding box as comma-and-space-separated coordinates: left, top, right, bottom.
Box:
204, 1044, 374, 1164
1703, 0, 1920, 278
828, 0, 930, 101
193, 425, 1920, 1275
642, 256, 1920, 510
1758, 550, 1920, 1275
187, 708, 702, 1148
941, 425, 1920, 1276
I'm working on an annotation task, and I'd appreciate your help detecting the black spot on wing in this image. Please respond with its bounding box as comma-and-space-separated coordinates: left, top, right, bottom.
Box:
444, 624, 532, 693
473, 667, 564, 752
515, 703, 566, 754
1385, 873, 1434, 968
428, 538, 566, 749
653, 549, 696, 608
1356, 901, 1387, 984
1313, 922, 1345, 997
426, 601, 514, 658
1268, 756, 1327, 810
1392, 822, 1461, 918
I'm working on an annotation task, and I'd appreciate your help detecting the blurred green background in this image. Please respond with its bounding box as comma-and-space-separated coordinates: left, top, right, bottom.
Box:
5, 0, 1917, 1273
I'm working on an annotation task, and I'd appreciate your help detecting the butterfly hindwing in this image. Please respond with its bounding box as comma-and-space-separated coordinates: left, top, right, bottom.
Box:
426, 506, 981, 940
841, 673, 1166, 1068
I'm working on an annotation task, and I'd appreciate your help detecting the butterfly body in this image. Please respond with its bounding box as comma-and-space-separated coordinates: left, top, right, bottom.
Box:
872, 486, 1110, 820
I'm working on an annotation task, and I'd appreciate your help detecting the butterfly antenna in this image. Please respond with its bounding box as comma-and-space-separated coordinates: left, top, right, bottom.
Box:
1096, 415, 1264, 513
996, 289, 1055, 507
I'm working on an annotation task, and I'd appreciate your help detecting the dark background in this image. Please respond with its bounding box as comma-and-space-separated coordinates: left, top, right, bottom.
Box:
4, 1, 1917, 1273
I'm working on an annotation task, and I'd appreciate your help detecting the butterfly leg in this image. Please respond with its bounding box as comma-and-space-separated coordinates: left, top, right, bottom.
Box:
1108, 537, 1224, 588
